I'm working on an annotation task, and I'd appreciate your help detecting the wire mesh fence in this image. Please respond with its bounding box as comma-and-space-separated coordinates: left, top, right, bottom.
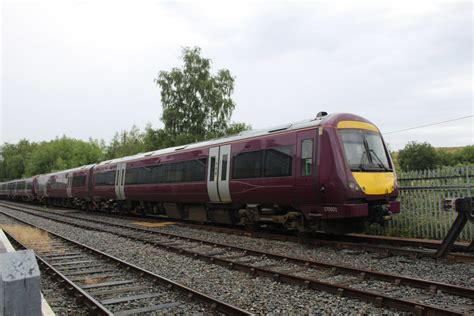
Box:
373, 165, 473, 241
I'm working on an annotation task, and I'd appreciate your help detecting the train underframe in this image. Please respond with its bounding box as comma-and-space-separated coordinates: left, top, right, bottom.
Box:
8, 195, 396, 234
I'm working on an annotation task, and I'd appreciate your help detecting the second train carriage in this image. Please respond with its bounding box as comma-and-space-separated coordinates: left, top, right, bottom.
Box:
0, 113, 400, 233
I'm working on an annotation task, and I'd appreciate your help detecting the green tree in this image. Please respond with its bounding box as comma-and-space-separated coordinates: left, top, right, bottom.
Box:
0, 140, 37, 181
436, 150, 455, 166
398, 141, 438, 171
154, 47, 247, 146
24, 137, 103, 176
105, 125, 145, 159
453, 145, 474, 165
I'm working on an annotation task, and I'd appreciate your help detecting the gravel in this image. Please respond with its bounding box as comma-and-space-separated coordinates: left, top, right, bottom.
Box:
148, 223, 474, 289
0, 207, 405, 314
0, 214, 86, 314
0, 212, 208, 314
66, 209, 472, 289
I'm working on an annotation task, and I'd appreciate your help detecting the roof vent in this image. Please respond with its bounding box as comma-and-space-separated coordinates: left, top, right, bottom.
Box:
316, 111, 328, 119
269, 124, 292, 133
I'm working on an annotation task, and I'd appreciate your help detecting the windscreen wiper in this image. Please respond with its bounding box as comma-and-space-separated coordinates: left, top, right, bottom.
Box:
368, 149, 390, 171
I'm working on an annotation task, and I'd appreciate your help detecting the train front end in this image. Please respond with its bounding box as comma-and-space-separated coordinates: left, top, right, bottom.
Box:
337, 118, 400, 224
313, 113, 400, 233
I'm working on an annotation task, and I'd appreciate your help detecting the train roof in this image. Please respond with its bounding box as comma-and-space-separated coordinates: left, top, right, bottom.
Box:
96, 114, 329, 166
43, 164, 96, 177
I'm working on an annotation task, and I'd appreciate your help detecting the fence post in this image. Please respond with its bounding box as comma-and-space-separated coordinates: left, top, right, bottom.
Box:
392, 165, 474, 241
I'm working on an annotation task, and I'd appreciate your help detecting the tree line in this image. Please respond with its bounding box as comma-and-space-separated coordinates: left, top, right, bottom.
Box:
396, 142, 474, 172
0, 47, 249, 181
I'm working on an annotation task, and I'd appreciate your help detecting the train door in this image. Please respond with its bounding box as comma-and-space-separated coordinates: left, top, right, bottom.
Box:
207, 145, 232, 202
114, 163, 126, 200
296, 130, 317, 203
66, 172, 73, 198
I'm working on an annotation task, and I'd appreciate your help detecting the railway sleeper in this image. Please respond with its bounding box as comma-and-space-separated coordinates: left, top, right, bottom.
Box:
2, 203, 473, 315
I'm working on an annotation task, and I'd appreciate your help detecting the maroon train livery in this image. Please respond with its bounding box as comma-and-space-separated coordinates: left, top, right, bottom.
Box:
0, 113, 400, 233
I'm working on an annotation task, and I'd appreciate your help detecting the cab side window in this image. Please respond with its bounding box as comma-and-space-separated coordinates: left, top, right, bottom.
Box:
301, 139, 313, 176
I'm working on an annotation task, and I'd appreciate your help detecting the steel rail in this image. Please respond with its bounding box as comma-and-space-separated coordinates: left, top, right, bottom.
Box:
343, 234, 471, 251
4, 230, 114, 316
171, 221, 474, 263
2, 202, 472, 299
0, 210, 252, 316
2, 200, 472, 261
1, 204, 470, 315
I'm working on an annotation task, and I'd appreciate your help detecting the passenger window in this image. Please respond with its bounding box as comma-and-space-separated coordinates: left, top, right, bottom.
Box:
138, 167, 152, 184
301, 139, 313, 176
125, 168, 139, 184
210, 157, 216, 181
233, 151, 263, 179
72, 175, 86, 187
264, 146, 293, 177
221, 154, 228, 181
105, 171, 116, 185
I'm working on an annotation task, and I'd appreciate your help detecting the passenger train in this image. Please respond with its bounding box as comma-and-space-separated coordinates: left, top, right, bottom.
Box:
0, 112, 400, 233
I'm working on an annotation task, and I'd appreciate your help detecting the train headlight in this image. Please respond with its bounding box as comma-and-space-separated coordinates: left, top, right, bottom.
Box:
348, 181, 359, 191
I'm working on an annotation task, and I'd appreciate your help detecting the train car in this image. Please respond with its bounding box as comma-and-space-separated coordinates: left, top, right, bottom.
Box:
8, 177, 35, 201
23, 177, 37, 201
42, 165, 95, 207
87, 112, 399, 233
44, 171, 68, 206
70, 165, 95, 209
12, 180, 26, 200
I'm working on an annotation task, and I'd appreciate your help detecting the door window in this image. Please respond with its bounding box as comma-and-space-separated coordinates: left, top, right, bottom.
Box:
301, 139, 313, 176
209, 157, 216, 181
221, 154, 228, 181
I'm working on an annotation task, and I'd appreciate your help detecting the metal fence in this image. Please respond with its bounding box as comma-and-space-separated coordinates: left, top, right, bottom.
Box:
376, 165, 473, 241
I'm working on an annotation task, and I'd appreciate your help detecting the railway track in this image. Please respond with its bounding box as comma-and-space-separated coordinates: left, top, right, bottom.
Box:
0, 211, 250, 315
5, 200, 472, 262
1, 202, 472, 315
177, 223, 474, 263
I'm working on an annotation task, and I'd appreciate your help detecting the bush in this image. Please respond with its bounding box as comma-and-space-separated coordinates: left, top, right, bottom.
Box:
398, 142, 438, 171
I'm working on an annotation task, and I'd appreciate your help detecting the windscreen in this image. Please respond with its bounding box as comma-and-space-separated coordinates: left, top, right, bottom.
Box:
339, 129, 391, 171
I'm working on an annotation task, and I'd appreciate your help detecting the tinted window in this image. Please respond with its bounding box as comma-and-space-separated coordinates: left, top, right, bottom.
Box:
185, 159, 206, 182
301, 139, 313, 176
95, 173, 104, 185
138, 167, 152, 184
124, 159, 207, 185
221, 154, 228, 181
105, 171, 116, 185
125, 168, 139, 185
209, 157, 216, 181
233, 151, 263, 179
95, 171, 116, 186
165, 163, 180, 183
72, 175, 86, 187
264, 146, 293, 177
27, 182, 33, 190
54, 180, 67, 189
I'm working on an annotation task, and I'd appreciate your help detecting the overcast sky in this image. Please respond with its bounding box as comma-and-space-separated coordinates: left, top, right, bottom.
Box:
1, 1, 472, 150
